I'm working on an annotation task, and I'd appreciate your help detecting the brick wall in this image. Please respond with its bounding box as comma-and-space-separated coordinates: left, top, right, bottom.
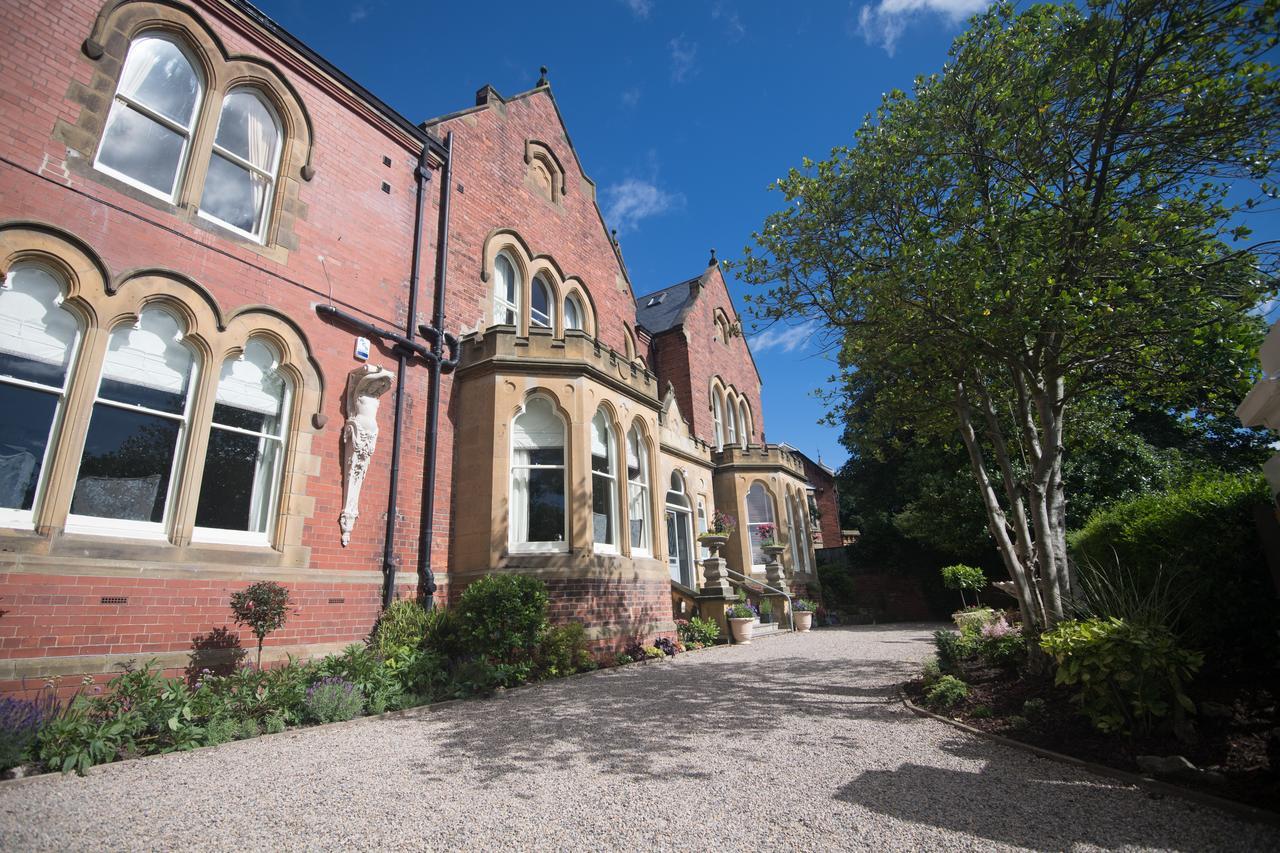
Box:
797, 454, 842, 550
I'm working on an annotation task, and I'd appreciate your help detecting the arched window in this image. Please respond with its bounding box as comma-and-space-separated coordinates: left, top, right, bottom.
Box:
69, 307, 198, 534
591, 408, 618, 552
493, 253, 520, 327
0, 265, 81, 523
739, 400, 751, 442
96, 34, 204, 199
786, 492, 803, 575
531, 276, 554, 329
725, 392, 738, 445
711, 391, 724, 451
623, 325, 638, 362
200, 89, 282, 241
193, 339, 289, 542
510, 395, 567, 550
745, 482, 776, 570
696, 495, 710, 559
626, 425, 651, 555
564, 292, 583, 332
665, 471, 694, 586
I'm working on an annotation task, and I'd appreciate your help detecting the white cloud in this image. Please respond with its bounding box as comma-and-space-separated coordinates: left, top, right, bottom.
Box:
620, 0, 653, 19
856, 0, 989, 56
349, 3, 370, 22
603, 178, 685, 234
712, 2, 747, 41
620, 87, 642, 108
750, 321, 820, 355
669, 35, 698, 83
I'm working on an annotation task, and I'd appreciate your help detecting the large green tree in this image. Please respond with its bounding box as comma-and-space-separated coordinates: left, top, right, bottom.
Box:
737, 0, 1279, 633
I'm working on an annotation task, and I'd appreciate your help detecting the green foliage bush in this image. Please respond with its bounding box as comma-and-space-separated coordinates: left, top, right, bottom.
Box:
369, 598, 431, 658
924, 675, 968, 710
932, 630, 974, 673
940, 564, 986, 597
316, 644, 401, 713
457, 575, 549, 687
535, 622, 596, 679
920, 656, 942, 687
1069, 472, 1276, 676
952, 607, 995, 634
677, 616, 721, 647
1040, 617, 1202, 735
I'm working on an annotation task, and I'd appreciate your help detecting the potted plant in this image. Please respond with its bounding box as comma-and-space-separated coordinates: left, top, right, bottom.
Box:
758, 596, 774, 624
792, 598, 817, 632
726, 592, 757, 644
697, 510, 737, 555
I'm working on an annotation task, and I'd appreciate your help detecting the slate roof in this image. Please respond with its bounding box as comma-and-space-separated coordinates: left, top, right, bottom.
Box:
634, 274, 704, 333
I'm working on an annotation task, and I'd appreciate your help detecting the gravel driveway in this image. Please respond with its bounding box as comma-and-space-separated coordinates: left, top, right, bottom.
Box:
1, 624, 1275, 851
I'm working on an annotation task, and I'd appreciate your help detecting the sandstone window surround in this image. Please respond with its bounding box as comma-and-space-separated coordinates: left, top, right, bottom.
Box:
479, 229, 597, 340
65, 1, 315, 256
0, 224, 322, 556
708, 377, 753, 449
625, 423, 653, 557
590, 406, 620, 554
523, 140, 567, 205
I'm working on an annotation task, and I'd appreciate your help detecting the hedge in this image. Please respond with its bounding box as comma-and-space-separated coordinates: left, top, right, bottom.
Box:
1068, 471, 1277, 678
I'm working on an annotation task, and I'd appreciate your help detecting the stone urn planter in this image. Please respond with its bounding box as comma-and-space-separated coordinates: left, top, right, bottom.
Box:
728, 617, 755, 644
698, 533, 729, 556
793, 610, 814, 632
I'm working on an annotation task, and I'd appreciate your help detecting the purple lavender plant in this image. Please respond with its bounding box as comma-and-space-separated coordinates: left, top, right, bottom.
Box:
302, 676, 364, 724
0, 691, 60, 771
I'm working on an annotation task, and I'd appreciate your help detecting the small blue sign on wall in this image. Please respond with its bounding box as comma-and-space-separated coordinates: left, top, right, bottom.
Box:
354, 336, 371, 361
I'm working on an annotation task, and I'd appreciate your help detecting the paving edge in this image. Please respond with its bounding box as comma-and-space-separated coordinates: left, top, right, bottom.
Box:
0, 638, 755, 790
900, 692, 1280, 829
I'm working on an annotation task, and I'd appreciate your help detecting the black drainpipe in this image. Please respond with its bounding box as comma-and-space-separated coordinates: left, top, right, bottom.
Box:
417, 132, 457, 610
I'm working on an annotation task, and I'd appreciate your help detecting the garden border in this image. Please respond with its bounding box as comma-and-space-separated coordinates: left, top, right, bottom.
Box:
900, 691, 1280, 829
0, 638, 745, 789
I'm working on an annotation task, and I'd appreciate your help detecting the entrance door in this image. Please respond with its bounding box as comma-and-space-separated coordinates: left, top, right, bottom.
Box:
666, 508, 693, 586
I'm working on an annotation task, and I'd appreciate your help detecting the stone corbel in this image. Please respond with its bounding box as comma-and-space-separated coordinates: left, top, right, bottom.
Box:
339, 364, 395, 546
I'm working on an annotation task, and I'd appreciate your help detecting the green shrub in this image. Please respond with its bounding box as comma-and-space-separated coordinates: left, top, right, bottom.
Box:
614, 653, 634, 666
264, 712, 286, 735
316, 644, 401, 713
677, 617, 721, 647
1022, 698, 1047, 722
457, 575, 549, 687
303, 677, 364, 723
1069, 471, 1276, 676
1040, 617, 1202, 735
370, 598, 431, 658
203, 716, 237, 747
535, 622, 595, 679
235, 718, 260, 740
920, 656, 942, 687
37, 699, 132, 775
924, 675, 968, 710
932, 630, 978, 672
970, 704, 993, 719
90, 662, 204, 755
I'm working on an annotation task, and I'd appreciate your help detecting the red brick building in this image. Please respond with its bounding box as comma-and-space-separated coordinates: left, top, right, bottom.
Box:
0, 0, 822, 694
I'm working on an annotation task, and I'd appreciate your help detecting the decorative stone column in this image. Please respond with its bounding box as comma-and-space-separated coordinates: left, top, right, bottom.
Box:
762, 543, 791, 627
339, 364, 395, 546
696, 534, 735, 640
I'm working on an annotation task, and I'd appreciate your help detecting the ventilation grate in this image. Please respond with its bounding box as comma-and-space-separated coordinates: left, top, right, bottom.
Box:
100, 596, 128, 605
328, 597, 345, 605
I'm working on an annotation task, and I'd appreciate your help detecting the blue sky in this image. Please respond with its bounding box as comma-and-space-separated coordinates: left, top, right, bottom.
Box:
252, 0, 994, 468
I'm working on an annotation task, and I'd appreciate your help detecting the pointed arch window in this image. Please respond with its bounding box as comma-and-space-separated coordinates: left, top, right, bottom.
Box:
69, 307, 198, 536
746, 482, 775, 570
591, 408, 618, 552
711, 391, 724, 451
725, 393, 738, 445
564, 293, 583, 332
493, 253, 521, 326
739, 400, 750, 442
531, 275, 554, 329
193, 339, 290, 543
626, 425, 651, 556
96, 33, 203, 199
510, 395, 567, 551
200, 89, 282, 241
0, 265, 82, 524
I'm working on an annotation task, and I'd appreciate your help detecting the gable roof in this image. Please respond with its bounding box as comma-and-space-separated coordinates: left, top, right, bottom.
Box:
634, 274, 705, 334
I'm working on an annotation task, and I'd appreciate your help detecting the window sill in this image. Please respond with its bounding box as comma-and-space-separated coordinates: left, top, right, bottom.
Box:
509, 542, 569, 554
593, 544, 619, 556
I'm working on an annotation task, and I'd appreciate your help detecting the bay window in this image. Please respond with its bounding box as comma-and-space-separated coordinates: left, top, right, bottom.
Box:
69, 308, 197, 536
494, 253, 520, 326
591, 408, 618, 552
626, 425, 651, 555
193, 339, 289, 543
531, 276, 554, 329
0, 265, 81, 524
510, 395, 567, 551
564, 293, 583, 331
746, 482, 775, 570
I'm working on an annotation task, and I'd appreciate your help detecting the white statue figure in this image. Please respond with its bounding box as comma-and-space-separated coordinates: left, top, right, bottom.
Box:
339, 364, 395, 546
